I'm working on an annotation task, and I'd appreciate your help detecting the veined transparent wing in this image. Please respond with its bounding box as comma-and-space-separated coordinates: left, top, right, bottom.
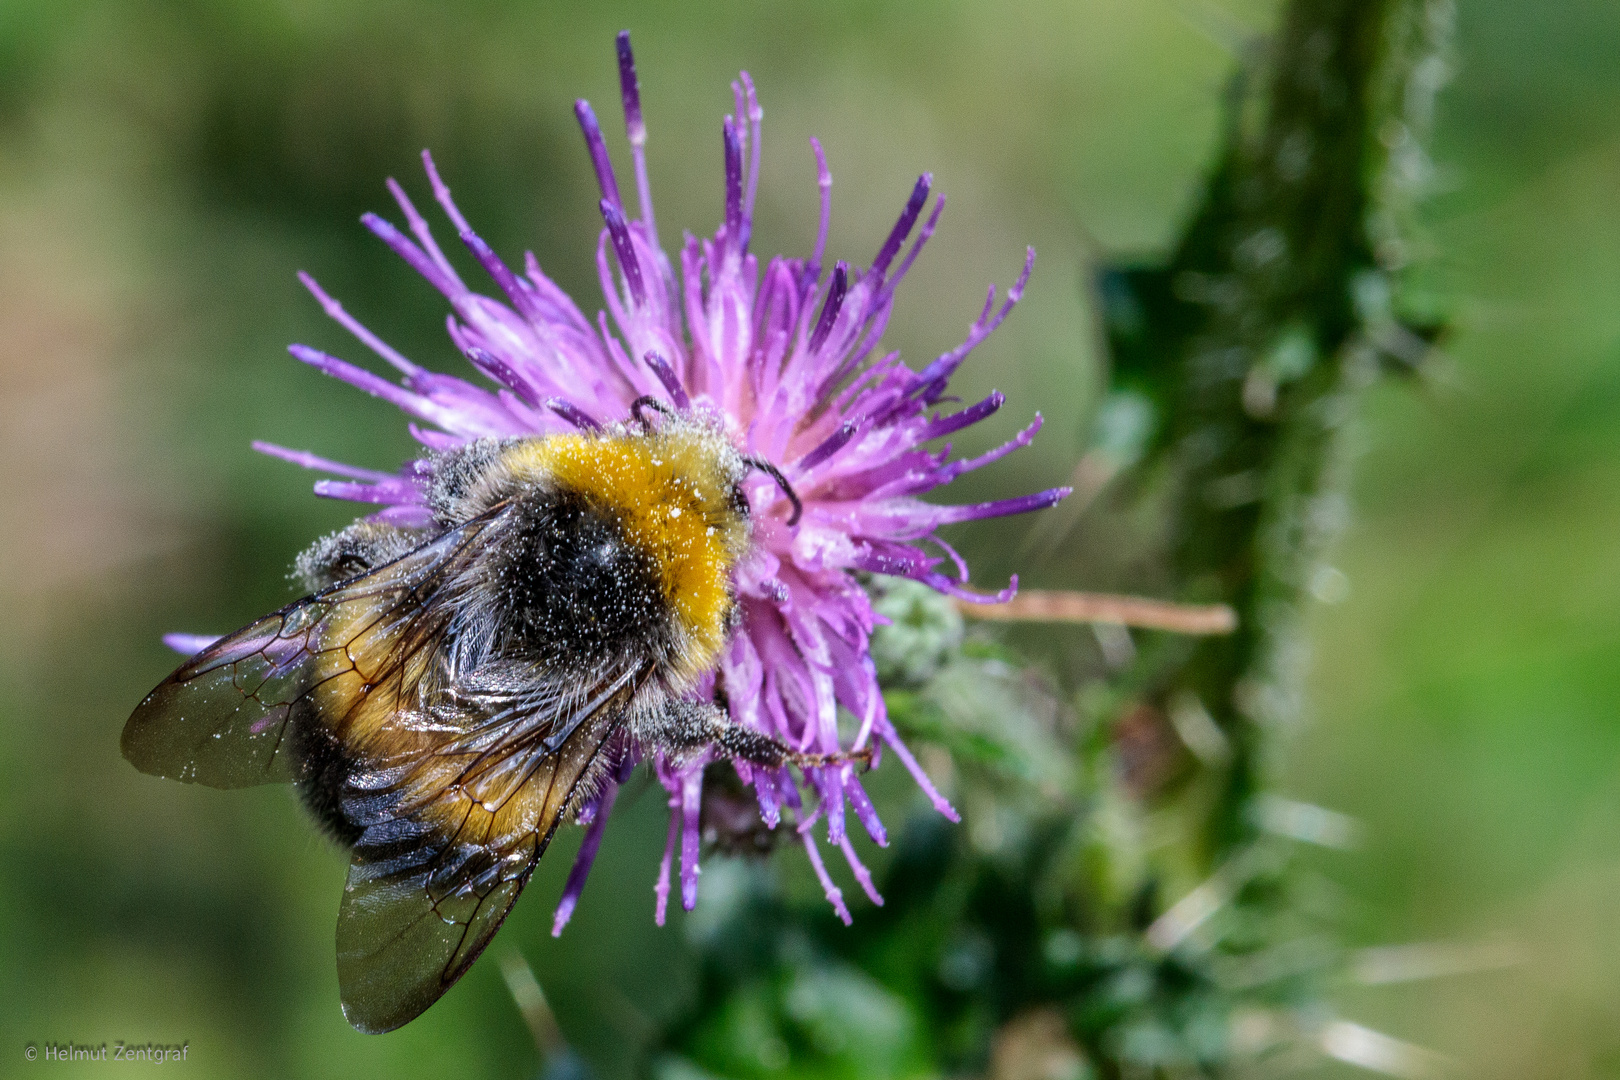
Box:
121, 513, 499, 788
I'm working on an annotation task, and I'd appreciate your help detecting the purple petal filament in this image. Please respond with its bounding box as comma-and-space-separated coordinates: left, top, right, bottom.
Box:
551, 778, 620, 937
807, 263, 848, 354
643, 351, 693, 409
616, 31, 645, 144
599, 200, 646, 307
615, 31, 658, 244
722, 118, 745, 254
872, 174, 931, 279
251, 440, 402, 483
574, 99, 623, 210
545, 398, 603, 432
924, 390, 1004, 439
796, 418, 860, 472
886, 193, 946, 298
163, 633, 221, 656
466, 346, 541, 405
297, 272, 421, 377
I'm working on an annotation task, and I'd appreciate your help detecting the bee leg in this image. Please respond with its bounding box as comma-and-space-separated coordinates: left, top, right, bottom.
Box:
634, 699, 783, 766
636, 700, 872, 771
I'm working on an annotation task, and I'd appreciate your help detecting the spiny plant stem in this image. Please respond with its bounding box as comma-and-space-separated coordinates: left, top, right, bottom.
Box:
1139, 0, 1450, 867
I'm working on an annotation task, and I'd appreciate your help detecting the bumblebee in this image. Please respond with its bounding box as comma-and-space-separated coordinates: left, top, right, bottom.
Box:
123, 401, 834, 1033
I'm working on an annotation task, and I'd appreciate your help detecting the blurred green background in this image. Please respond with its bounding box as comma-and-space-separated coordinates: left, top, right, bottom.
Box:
1, 0, 1617, 1077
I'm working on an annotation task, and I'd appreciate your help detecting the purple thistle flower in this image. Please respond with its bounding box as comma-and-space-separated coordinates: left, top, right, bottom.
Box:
257, 33, 1067, 928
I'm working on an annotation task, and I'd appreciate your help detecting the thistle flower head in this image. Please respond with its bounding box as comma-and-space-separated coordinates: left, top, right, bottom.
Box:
265, 33, 1067, 927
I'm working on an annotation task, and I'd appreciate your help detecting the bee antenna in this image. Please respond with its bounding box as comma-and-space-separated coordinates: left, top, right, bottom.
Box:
630, 395, 675, 429
742, 455, 803, 527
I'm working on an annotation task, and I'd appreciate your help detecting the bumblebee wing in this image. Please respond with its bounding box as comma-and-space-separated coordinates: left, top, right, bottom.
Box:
334, 663, 647, 1034
121, 514, 496, 788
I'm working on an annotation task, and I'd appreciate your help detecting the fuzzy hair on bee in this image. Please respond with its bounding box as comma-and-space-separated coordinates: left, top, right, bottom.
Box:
122, 402, 835, 1034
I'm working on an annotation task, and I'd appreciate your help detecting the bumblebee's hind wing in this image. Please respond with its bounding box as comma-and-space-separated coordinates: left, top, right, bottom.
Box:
334, 668, 642, 1033
121, 514, 496, 788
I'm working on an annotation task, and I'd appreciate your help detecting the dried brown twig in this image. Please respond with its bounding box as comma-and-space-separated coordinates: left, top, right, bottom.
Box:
953, 590, 1238, 635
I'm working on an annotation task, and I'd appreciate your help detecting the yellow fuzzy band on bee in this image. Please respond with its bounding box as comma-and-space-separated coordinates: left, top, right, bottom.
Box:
501, 429, 748, 669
